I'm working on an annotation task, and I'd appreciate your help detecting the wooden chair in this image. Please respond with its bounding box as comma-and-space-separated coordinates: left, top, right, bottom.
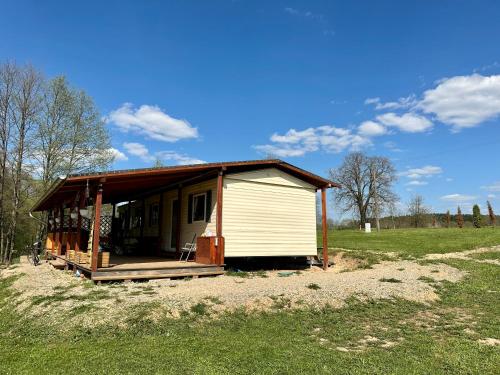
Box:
179, 234, 197, 262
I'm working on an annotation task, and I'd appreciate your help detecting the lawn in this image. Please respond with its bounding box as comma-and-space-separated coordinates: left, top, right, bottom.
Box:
0, 229, 499, 374
326, 227, 500, 257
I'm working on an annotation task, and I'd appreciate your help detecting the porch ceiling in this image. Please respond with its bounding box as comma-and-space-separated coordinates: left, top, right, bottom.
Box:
32, 159, 338, 211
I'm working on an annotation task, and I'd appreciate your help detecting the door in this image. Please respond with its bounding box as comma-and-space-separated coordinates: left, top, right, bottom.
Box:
169, 199, 179, 250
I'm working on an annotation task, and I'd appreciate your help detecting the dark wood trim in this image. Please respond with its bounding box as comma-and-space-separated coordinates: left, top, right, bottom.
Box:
175, 186, 182, 256
111, 203, 116, 246
91, 184, 103, 272
157, 192, 164, 255
75, 191, 85, 253
58, 206, 64, 255
321, 187, 329, 270
216, 170, 223, 238
139, 198, 145, 249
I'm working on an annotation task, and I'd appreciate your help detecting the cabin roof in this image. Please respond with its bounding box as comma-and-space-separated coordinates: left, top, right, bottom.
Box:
32, 159, 338, 211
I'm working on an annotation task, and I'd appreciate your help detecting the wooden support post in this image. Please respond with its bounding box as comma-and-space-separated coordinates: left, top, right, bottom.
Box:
58, 206, 64, 256
67, 205, 73, 252
157, 193, 164, 256
216, 169, 225, 265
75, 192, 85, 253
91, 184, 103, 272
175, 186, 182, 256
321, 187, 329, 270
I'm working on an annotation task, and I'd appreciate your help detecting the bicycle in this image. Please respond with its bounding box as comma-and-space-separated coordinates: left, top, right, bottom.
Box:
27, 241, 42, 266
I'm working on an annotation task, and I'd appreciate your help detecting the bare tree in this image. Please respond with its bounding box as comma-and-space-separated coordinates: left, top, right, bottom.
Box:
407, 195, 428, 228
0, 62, 18, 261
5, 65, 42, 263
330, 152, 398, 226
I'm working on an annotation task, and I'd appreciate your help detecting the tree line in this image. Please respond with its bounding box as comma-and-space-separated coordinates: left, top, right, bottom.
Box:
328, 151, 497, 230
0, 62, 113, 264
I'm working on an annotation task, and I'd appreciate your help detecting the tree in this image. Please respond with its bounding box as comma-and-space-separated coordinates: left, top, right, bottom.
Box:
456, 206, 464, 228
472, 204, 482, 228
5, 65, 42, 263
407, 195, 428, 228
330, 152, 398, 227
487, 201, 496, 226
0, 62, 18, 261
444, 210, 451, 228
34, 76, 112, 189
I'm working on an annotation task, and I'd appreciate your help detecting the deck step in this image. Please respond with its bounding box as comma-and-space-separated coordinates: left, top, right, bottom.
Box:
91, 266, 224, 281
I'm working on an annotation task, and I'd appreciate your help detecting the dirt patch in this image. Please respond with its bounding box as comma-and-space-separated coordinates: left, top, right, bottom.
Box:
0, 253, 467, 330
425, 246, 500, 265
477, 338, 500, 346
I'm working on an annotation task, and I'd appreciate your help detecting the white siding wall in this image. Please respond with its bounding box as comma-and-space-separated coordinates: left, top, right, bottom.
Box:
222, 168, 317, 257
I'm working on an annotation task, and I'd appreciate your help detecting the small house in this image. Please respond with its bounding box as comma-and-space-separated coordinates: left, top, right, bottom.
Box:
32, 160, 337, 281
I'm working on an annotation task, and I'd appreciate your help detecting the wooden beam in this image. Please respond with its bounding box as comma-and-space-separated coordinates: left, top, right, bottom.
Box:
321, 187, 329, 270
58, 206, 64, 256
91, 184, 103, 272
175, 186, 182, 256
111, 203, 116, 246
75, 191, 85, 253
215, 169, 225, 265
216, 170, 224, 238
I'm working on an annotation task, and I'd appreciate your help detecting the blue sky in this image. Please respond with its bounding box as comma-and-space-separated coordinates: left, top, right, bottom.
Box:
2, 0, 500, 217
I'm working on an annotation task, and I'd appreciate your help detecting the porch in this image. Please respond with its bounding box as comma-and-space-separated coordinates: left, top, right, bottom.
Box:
49, 253, 224, 281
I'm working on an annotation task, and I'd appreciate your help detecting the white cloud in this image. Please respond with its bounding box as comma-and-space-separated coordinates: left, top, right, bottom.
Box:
255, 126, 371, 157
383, 141, 403, 152
419, 74, 500, 130
358, 121, 387, 137
108, 148, 128, 162
440, 194, 478, 202
365, 95, 417, 110
445, 178, 453, 182
107, 103, 198, 142
156, 151, 205, 165
481, 182, 500, 192
123, 142, 154, 162
487, 194, 496, 199
407, 180, 428, 186
123, 142, 204, 165
376, 112, 433, 133
400, 165, 442, 179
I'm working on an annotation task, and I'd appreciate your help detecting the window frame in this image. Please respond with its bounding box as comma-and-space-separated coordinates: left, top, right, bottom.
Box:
191, 192, 207, 223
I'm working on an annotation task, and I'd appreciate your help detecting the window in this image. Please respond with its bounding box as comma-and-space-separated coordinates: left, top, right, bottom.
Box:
192, 193, 206, 222
149, 203, 159, 226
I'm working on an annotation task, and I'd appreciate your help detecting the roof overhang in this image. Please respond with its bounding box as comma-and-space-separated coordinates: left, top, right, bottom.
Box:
32, 159, 339, 212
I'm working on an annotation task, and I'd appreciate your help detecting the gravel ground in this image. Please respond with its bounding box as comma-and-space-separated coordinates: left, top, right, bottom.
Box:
425, 245, 500, 265
0, 249, 476, 330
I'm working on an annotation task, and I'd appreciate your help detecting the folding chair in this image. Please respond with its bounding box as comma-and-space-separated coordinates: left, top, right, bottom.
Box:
179, 234, 197, 261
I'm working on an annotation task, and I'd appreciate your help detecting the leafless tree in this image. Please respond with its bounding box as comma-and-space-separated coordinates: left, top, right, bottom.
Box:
407, 194, 428, 228
5, 65, 42, 263
329, 152, 398, 226
0, 62, 18, 261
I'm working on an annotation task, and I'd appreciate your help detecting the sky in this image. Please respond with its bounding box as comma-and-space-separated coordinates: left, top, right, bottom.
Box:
2, 0, 500, 218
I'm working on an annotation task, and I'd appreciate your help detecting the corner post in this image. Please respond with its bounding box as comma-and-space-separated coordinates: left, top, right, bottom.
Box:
321, 187, 329, 270
91, 184, 103, 272
216, 168, 225, 265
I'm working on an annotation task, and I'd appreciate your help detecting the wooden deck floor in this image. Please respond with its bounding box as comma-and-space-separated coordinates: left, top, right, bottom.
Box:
51, 254, 224, 281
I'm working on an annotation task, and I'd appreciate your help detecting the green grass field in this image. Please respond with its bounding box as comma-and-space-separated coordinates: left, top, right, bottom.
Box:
327, 227, 500, 257
1, 228, 499, 374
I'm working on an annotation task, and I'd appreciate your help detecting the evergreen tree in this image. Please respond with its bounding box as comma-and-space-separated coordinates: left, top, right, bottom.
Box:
487, 201, 496, 226
456, 206, 464, 228
472, 204, 482, 228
